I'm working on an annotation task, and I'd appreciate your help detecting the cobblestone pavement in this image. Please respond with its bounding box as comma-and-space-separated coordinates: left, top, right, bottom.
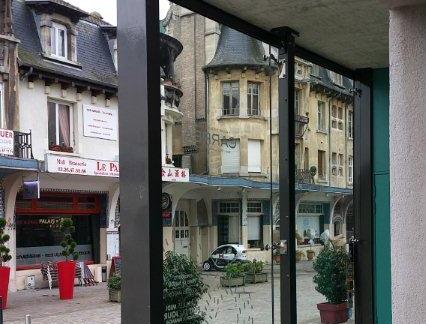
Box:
3, 283, 120, 324
3, 262, 354, 324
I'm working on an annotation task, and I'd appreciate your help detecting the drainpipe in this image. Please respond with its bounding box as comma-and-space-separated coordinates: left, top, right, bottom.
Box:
205, 72, 209, 175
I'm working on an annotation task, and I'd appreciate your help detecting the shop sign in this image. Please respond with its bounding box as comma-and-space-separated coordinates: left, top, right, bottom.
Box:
162, 166, 189, 182
46, 154, 119, 177
0, 128, 14, 155
16, 245, 92, 266
83, 105, 118, 140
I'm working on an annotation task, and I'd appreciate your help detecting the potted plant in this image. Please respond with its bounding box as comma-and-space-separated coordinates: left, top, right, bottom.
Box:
313, 242, 350, 324
296, 250, 305, 262
108, 275, 121, 302
307, 249, 315, 261
58, 218, 79, 300
244, 260, 268, 284
296, 231, 304, 245
0, 218, 12, 310
163, 252, 207, 323
273, 247, 281, 264
220, 262, 245, 287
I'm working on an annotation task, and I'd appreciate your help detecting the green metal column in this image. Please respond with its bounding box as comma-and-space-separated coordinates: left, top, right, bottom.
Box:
372, 68, 392, 324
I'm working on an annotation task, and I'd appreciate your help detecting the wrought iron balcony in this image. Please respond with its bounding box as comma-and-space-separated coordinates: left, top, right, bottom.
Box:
163, 81, 183, 109
295, 114, 309, 138
14, 130, 33, 159
296, 168, 314, 184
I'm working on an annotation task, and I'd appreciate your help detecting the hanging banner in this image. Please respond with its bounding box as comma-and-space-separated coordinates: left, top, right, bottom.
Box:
0, 129, 14, 155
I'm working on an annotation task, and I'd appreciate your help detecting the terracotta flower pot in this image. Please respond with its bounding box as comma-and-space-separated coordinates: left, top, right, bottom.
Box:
0, 266, 10, 310
317, 302, 349, 324
57, 261, 76, 300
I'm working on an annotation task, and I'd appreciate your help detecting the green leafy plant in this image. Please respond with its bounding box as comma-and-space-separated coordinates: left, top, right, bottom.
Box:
313, 242, 349, 304
242, 259, 264, 274
163, 252, 207, 324
310, 166, 317, 176
223, 262, 245, 279
108, 275, 121, 291
60, 218, 79, 261
0, 218, 12, 266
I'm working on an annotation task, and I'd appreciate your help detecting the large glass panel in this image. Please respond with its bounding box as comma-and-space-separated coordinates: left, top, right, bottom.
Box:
294, 61, 355, 323
161, 6, 278, 322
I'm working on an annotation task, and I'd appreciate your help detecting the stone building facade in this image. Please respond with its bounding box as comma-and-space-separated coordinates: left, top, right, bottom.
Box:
163, 6, 354, 264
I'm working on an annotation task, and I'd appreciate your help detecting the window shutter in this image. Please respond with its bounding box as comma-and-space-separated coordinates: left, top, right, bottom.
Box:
248, 140, 261, 173
248, 216, 261, 240
221, 140, 240, 173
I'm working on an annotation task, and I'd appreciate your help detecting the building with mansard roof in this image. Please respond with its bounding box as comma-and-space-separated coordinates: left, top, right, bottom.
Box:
161, 6, 354, 264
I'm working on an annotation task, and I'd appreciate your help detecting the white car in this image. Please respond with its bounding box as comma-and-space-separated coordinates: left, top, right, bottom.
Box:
202, 244, 247, 271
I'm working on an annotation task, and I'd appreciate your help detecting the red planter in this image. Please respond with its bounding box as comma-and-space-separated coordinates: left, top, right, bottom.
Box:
317, 302, 349, 324
0, 266, 10, 310
57, 261, 76, 300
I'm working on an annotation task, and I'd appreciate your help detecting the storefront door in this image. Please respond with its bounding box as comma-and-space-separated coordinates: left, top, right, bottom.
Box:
174, 210, 190, 257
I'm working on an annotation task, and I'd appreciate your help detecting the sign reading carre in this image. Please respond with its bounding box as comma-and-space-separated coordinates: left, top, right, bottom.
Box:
83, 105, 118, 140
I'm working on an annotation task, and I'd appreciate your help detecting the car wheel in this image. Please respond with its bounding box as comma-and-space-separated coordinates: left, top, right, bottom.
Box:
202, 261, 212, 271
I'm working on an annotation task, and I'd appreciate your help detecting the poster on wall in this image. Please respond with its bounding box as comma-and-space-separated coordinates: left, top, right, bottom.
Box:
83, 105, 118, 140
0, 129, 14, 155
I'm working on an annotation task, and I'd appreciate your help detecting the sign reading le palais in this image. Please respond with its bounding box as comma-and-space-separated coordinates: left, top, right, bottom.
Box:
83, 105, 118, 140
0, 129, 14, 155
46, 155, 119, 178
46, 155, 190, 182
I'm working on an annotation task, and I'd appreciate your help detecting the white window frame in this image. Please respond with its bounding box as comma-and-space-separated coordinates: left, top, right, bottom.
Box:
348, 110, 354, 139
48, 101, 74, 147
348, 155, 354, 184
295, 89, 301, 115
222, 81, 239, 116
51, 22, 68, 59
317, 101, 326, 131
247, 82, 260, 116
318, 150, 327, 180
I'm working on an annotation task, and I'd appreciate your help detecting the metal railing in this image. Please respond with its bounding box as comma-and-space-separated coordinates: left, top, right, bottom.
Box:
296, 168, 314, 184
14, 130, 33, 159
295, 114, 309, 138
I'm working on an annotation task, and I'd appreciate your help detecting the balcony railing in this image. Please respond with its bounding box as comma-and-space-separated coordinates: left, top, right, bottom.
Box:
295, 114, 309, 138
163, 81, 183, 109
296, 169, 314, 184
14, 130, 33, 159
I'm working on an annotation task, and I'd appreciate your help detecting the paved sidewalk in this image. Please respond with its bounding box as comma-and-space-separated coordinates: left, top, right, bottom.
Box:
3, 283, 120, 324
2, 262, 354, 323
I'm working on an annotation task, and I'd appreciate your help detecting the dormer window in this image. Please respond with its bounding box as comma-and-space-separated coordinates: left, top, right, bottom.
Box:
51, 22, 68, 59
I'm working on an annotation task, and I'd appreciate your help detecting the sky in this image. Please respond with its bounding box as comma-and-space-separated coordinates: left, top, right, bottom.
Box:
66, 0, 171, 26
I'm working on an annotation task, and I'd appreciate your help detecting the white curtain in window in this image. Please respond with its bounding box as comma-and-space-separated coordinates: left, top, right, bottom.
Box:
58, 105, 70, 146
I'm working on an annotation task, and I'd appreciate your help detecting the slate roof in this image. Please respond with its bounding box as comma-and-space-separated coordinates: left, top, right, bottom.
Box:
311, 66, 353, 97
204, 25, 270, 70
13, 0, 117, 89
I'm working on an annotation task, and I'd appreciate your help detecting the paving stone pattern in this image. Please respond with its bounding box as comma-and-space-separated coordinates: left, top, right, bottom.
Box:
3, 262, 354, 323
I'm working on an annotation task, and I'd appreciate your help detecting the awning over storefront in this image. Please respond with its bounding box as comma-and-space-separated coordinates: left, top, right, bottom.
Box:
189, 174, 352, 195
